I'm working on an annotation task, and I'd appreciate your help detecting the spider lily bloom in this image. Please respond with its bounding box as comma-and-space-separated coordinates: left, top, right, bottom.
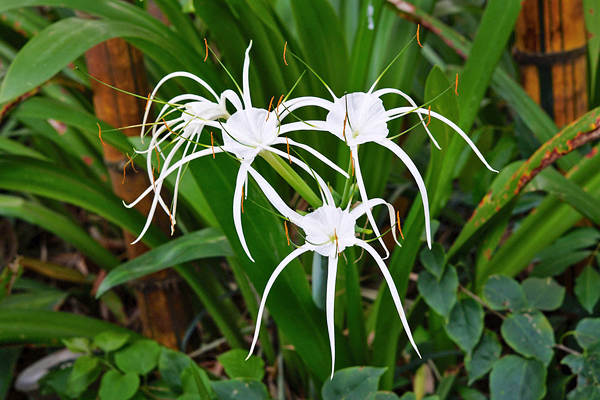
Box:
244, 168, 420, 378
126, 42, 348, 261
285, 84, 497, 251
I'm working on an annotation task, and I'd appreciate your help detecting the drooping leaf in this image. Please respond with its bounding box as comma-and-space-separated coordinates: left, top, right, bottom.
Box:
444, 298, 484, 354
417, 266, 458, 321
483, 275, 528, 311
96, 228, 232, 297
465, 330, 502, 385
575, 266, 600, 314
501, 311, 555, 366
114, 340, 161, 376
217, 349, 265, 381
521, 277, 565, 311
490, 355, 546, 400
322, 367, 386, 400
98, 370, 140, 400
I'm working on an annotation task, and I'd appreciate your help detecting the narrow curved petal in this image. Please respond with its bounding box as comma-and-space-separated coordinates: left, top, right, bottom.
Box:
377, 139, 432, 249
351, 147, 390, 258
233, 162, 254, 261
356, 241, 421, 358
221, 89, 243, 112
280, 96, 334, 117
387, 107, 498, 173
242, 42, 253, 109
247, 246, 312, 359
326, 255, 338, 379
372, 88, 440, 149
277, 120, 330, 134
247, 165, 304, 225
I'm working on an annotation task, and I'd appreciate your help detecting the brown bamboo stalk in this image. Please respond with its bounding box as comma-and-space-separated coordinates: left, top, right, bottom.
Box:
515, 0, 588, 127
85, 38, 190, 350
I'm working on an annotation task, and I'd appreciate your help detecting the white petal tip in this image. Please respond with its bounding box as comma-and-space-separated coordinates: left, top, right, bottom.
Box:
245, 354, 251, 361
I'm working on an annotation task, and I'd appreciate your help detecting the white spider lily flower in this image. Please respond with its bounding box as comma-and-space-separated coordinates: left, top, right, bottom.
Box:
244, 168, 420, 379
126, 42, 348, 262
284, 84, 497, 251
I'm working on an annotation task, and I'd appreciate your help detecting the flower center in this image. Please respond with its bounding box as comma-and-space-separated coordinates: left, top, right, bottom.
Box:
221, 108, 279, 160
302, 205, 357, 257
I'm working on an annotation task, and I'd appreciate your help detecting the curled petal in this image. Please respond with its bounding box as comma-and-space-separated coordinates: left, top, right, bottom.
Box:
356, 241, 421, 358
372, 88, 440, 149
377, 139, 431, 249
349, 197, 399, 247
242, 42, 253, 109
233, 162, 254, 261
247, 246, 311, 359
387, 107, 498, 173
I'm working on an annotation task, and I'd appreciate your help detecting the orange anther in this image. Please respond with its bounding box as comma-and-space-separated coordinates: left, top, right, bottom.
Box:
145, 92, 151, 112
276, 94, 284, 114
455, 73, 459, 96
97, 123, 105, 146
204, 38, 209, 62
397, 211, 404, 240
211, 131, 215, 158
417, 24, 423, 48
154, 146, 161, 172
286, 137, 292, 164
241, 185, 244, 213
126, 153, 137, 173
284, 221, 290, 245
350, 150, 355, 176
283, 41, 288, 65
342, 113, 348, 142
426, 106, 431, 127
334, 229, 340, 256
266, 96, 274, 121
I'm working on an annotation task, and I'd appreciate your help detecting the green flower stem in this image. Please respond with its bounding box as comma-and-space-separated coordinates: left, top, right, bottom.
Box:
339, 155, 356, 208
311, 253, 328, 311
260, 151, 322, 209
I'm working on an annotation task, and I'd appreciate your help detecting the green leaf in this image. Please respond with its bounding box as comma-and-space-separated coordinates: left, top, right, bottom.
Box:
465, 330, 502, 385
0, 348, 20, 400
96, 228, 232, 297
483, 275, 528, 311
521, 277, 565, 311
574, 318, 600, 350
322, 367, 386, 400
99, 370, 140, 400
575, 266, 600, 314
456, 386, 486, 400
501, 311, 555, 366
561, 352, 600, 399
158, 348, 191, 391
419, 243, 445, 280
374, 392, 401, 400
444, 298, 484, 354
181, 364, 216, 400
93, 331, 130, 353
490, 355, 546, 400
211, 379, 270, 400
217, 349, 264, 381
66, 355, 101, 398
61, 337, 92, 354
417, 267, 458, 321
114, 340, 161, 376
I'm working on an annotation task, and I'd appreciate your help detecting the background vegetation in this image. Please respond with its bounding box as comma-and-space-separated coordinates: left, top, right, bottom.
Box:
0, 0, 599, 399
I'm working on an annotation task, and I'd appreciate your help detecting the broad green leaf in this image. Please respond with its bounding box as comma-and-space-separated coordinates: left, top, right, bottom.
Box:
561, 352, 600, 400
531, 251, 592, 278
211, 379, 270, 400
444, 298, 484, 354
322, 367, 386, 400
574, 318, 600, 350
66, 355, 101, 398
521, 277, 565, 311
181, 364, 216, 400
374, 392, 401, 400
583, 0, 600, 105
490, 355, 546, 400
158, 348, 192, 391
0, 348, 20, 400
61, 338, 92, 354
417, 267, 458, 321
0, 17, 202, 103
99, 370, 139, 400
93, 332, 130, 353
456, 386, 487, 400
419, 243, 445, 280
575, 266, 600, 314
217, 349, 264, 381
96, 228, 232, 297
483, 275, 527, 311
465, 330, 502, 385
501, 311, 555, 366
38, 366, 72, 398
114, 340, 161, 376
0, 194, 119, 269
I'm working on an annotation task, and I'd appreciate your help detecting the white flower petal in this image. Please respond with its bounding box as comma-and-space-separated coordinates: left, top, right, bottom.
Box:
242, 42, 253, 109
247, 246, 311, 359
356, 241, 421, 358
326, 255, 338, 379
377, 139, 432, 249
233, 162, 254, 262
